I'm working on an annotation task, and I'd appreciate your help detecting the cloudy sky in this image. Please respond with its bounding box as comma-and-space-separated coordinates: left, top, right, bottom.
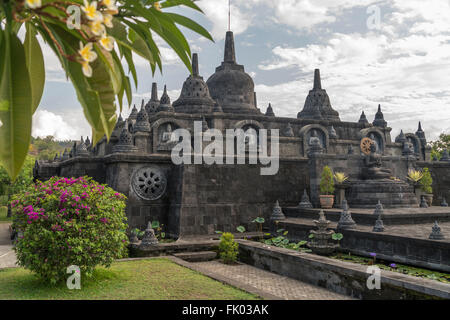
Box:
33, 0, 450, 141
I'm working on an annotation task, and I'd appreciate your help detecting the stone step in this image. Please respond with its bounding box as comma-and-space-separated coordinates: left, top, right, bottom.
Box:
173, 251, 217, 262
283, 207, 450, 225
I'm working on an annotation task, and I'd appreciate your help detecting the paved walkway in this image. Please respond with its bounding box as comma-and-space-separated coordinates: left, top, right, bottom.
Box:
0, 223, 16, 269
191, 260, 354, 300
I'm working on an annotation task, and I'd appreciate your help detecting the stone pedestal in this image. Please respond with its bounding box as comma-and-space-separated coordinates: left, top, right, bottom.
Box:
347, 180, 418, 208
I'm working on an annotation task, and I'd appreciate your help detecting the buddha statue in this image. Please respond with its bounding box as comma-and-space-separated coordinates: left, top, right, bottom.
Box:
158, 124, 177, 151
369, 133, 380, 153
307, 130, 324, 155
363, 143, 392, 180
309, 130, 322, 147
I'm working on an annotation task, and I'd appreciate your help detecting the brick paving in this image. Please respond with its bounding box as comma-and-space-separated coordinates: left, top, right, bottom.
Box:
192, 260, 354, 300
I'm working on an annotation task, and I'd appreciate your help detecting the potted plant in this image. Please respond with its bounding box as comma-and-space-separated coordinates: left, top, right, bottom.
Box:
333, 172, 349, 208
319, 166, 335, 209
406, 169, 423, 200
420, 168, 433, 206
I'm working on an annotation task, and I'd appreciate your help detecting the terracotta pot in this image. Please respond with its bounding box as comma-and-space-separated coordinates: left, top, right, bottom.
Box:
319, 195, 335, 209
423, 194, 433, 207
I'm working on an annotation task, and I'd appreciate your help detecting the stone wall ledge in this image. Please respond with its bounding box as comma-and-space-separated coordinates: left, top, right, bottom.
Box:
237, 240, 450, 299
129, 239, 219, 258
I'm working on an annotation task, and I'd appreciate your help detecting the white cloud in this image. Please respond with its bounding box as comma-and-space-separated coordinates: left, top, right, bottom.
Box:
32, 109, 91, 141
252, 0, 450, 140
197, 0, 253, 39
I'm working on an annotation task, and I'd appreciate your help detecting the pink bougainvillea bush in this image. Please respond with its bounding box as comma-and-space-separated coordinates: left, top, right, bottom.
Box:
11, 176, 129, 283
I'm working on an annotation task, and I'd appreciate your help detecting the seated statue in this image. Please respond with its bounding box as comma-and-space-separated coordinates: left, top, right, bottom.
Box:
363, 143, 392, 180
402, 139, 415, 156
369, 133, 380, 152
309, 130, 322, 147
307, 130, 324, 155
158, 124, 177, 151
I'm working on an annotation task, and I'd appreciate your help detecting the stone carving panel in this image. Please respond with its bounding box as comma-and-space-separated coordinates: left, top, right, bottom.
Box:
131, 166, 167, 201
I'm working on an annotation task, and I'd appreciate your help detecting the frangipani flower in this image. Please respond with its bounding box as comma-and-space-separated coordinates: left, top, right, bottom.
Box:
99, 34, 114, 51
103, 13, 114, 28
153, 1, 161, 11
89, 20, 106, 36
82, 0, 103, 21
25, 0, 42, 9
79, 42, 97, 62
102, 0, 118, 13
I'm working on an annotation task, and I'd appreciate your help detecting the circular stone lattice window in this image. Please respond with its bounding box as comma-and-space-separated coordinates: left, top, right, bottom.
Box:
131, 166, 167, 200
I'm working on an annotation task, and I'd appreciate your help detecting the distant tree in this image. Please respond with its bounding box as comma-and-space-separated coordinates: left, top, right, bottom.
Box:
30, 136, 69, 160
429, 133, 450, 160
0, 155, 35, 216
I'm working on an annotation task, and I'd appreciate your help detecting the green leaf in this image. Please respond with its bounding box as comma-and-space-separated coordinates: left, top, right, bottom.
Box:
254, 217, 265, 224
0, 30, 33, 180
161, 0, 204, 12
24, 23, 45, 114
151, 220, 160, 229
165, 13, 214, 42
236, 226, 245, 233
332, 233, 344, 241
308, 234, 315, 239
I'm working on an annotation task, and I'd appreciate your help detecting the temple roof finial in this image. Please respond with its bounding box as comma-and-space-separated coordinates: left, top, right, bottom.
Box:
224, 31, 236, 63
151, 82, 158, 101
418, 121, 423, 132
313, 69, 322, 90
373, 104, 387, 128
192, 53, 199, 76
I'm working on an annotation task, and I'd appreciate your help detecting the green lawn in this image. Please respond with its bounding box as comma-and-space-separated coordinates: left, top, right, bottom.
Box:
0, 258, 260, 300
0, 206, 10, 223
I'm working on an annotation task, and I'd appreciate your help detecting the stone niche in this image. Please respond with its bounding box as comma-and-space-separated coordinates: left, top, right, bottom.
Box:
359, 128, 385, 154
151, 119, 185, 153
405, 133, 421, 155
299, 124, 329, 156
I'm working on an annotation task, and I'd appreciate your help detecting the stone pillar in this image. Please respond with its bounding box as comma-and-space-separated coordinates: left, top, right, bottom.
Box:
308, 153, 325, 208
134, 132, 151, 153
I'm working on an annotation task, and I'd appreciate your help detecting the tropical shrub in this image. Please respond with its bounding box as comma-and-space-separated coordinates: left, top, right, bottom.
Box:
407, 169, 423, 184
320, 166, 335, 195
264, 229, 310, 252
333, 172, 348, 184
218, 232, 238, 264
420, 168, 433, 194
11, 176, 129, 283
151, 220, 166, 240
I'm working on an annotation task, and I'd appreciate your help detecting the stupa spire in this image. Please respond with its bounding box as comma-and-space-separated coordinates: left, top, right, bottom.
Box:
313, 69, 322, 90
151, 82, 158, 101
417, 121, 423, 132
192, 53, 199, 76
224, 31, 236, 63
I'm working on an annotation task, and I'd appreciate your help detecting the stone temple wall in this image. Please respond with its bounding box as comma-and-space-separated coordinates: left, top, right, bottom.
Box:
417, 161, 450, 205
172, 159, 310, 237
